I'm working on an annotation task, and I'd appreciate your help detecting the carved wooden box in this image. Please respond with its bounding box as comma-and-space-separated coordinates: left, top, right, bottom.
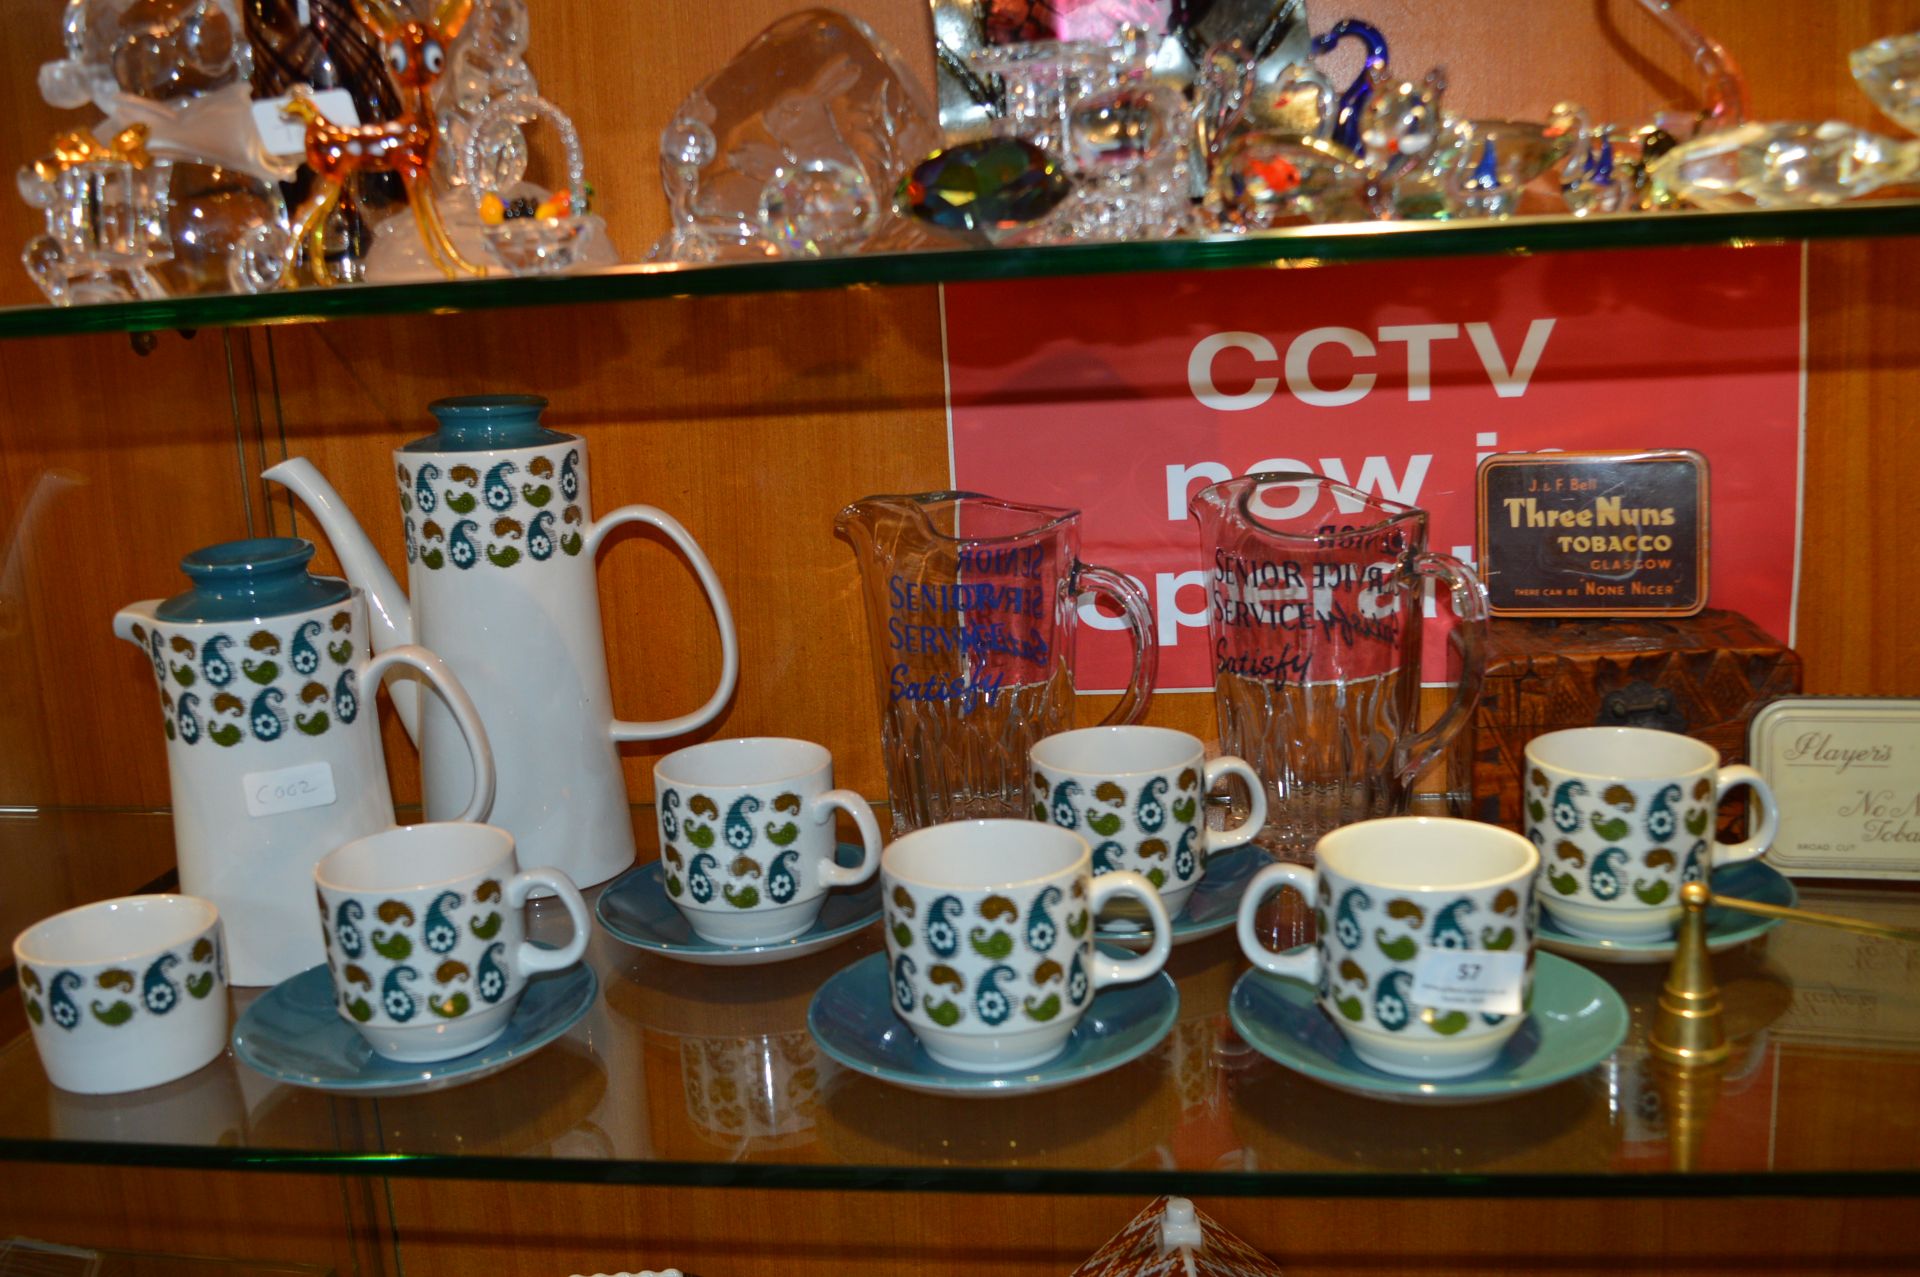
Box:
1469, 610, 1802, 834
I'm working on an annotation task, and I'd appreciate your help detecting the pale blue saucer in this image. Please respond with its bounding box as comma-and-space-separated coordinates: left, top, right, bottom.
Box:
1229, 951, 1628, 1105
232, 961, 597, 1096
596, 845, 880, 966
1537, 859, 1799, 965
1099, 843, 1261, 948
808, 949, 1179, 1097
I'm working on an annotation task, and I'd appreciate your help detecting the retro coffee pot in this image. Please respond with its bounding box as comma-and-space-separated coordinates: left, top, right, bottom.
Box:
266, 394, 739, 888
115, 537, 495, 985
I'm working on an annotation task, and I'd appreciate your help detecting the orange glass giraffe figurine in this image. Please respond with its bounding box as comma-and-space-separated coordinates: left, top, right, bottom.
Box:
279, 0, 483, 285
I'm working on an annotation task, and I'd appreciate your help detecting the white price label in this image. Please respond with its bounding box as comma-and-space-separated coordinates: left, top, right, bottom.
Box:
1410, 949, 1527, 1016
242, 761, 337, 818
250, 89, 360, 157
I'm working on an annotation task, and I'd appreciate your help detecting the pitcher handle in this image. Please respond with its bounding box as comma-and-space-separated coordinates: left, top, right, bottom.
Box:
1393, 551, 1490, 788
1075, 561, 1157, 727
587, 505, 741, 743
363, 646, 496, 824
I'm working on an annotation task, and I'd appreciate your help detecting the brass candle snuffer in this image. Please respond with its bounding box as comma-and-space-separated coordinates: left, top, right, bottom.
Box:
1651, 881, 1920, 1067
1645, 881, 1920, 1171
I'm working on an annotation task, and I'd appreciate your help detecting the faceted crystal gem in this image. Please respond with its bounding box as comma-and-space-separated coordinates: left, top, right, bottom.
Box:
758, 158, 879, 254
1852, 34, 1920, 137
902, 139, 1071, 234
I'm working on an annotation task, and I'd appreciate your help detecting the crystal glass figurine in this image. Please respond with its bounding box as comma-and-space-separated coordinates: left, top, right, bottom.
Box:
461, 92, 615, 275
1650, 120, 1920, 210
433, 0, 538, 191
1203, 133, 1369, 229
1853, 33, 1920, 137
17, 125, 173, 305
649, 10, 940, 262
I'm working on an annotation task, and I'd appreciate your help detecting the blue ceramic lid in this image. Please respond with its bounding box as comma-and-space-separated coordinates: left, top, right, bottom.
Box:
156, 537, 350, 623
401, 394, 572, 453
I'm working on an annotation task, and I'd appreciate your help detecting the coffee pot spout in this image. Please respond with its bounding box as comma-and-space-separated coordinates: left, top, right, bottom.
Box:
262, 456, 420, 739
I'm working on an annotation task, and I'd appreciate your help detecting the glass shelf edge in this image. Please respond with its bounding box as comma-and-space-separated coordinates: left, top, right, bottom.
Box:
0, 1140, 1915, 1199
4, 199, 1920, 340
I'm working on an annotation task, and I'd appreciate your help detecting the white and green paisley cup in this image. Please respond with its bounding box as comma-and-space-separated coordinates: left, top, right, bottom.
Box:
654, 738, 883, 946
14, 895, 227, 1094
1525, 727, 1779, 942
315, 822, 590, 1063
1237, 817, 1539, 1079
882, 820, 1171, 1072
1029, 726, 1266, 922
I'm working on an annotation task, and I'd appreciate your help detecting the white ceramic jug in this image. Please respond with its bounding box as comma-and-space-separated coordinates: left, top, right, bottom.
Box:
115, 538, 494, 986
265, 394, 739, 888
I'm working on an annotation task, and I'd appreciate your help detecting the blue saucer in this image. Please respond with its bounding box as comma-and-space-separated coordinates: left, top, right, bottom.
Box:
1537, 859, 1799, 965
232, 961, 597, 1096
596, 845, 880, 966
808, 948, 1179, 1097
1229, 951, 1628, 1105
1100, 843, 1261, 948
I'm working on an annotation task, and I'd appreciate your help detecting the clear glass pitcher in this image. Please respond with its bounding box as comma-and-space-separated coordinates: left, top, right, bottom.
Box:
1189, 473, 1489, 860
836, 492, 1157, 834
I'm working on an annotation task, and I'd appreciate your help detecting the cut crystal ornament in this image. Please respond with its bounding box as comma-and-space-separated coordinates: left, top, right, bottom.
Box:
758, 159, 879, 256
902, 138, 1072, 239
1853, 33, 1920, 137
17, 124, 179, 304
647, 10, 939, 262
1439, 114, 1579, 219
1650, 120, 1920, 210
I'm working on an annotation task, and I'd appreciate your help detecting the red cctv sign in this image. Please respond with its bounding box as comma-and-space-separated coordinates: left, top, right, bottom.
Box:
944, 244, 1805, 692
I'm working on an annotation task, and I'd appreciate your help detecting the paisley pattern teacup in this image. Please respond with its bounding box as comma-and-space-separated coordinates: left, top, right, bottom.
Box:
882, 820, 1171, 1072
316, 822, 590, 1063
1030, 725, 1266, 922
14, 894, 227, 1095
1238, 817, 1539, 1079
655, 738, 883, 946
1525, 728, 1779, 942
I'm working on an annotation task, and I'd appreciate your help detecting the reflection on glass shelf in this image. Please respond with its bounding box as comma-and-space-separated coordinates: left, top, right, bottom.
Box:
4, 199, 1920, 341
3, 807, 1919, 1195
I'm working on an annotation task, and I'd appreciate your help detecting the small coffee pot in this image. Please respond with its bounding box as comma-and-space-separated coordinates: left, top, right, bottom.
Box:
115, 537, 494, 986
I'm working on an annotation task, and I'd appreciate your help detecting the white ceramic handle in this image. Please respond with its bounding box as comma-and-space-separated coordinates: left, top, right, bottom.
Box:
1236, 862, 1321, 981
590, 504, 740, 743
1087, 869, 1171, 989
1202, 755, 1268, 854
1713, 764, 1779, 866
363, 645, 495, 823
506, 867, 590, 975
811, 789, 882, 889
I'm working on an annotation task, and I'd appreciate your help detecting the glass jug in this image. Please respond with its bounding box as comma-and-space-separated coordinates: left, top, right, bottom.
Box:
836, 492, 1156, 834
1189, 473, 1489, 860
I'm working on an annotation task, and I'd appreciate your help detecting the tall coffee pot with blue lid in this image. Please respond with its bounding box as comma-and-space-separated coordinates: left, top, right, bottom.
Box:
265, 394, 740, 892
115, 537, 495, 986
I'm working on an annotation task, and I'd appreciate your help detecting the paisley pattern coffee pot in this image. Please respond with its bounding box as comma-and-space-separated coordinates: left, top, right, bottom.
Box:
115, 537, 494, 986
266, 394, 739, 889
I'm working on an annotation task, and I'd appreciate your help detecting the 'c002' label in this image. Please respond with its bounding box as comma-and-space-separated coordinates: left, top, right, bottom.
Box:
243, 761, 338, 818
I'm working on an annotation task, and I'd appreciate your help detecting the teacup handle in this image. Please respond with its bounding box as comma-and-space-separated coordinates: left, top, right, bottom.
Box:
1202, 755, 1268, 854
1075, 561, 1158, 728
363, 646, 496, 824
1087, 869, 1171, 989
1712, 765, 1780, 866
591, 505, 741, 743
811, 789, 884, 889
1236, 863, 1321, 982
505, 868, 591, 975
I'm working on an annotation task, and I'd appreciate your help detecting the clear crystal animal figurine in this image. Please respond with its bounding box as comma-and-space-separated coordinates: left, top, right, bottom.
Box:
649, 10, 939, 262
1650, 120, 1920, 210
17, 124, 172, 305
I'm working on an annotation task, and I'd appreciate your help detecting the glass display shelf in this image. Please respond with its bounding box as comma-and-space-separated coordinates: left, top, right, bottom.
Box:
2, 808, 1918, 1199
5, 199, 1920, 341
